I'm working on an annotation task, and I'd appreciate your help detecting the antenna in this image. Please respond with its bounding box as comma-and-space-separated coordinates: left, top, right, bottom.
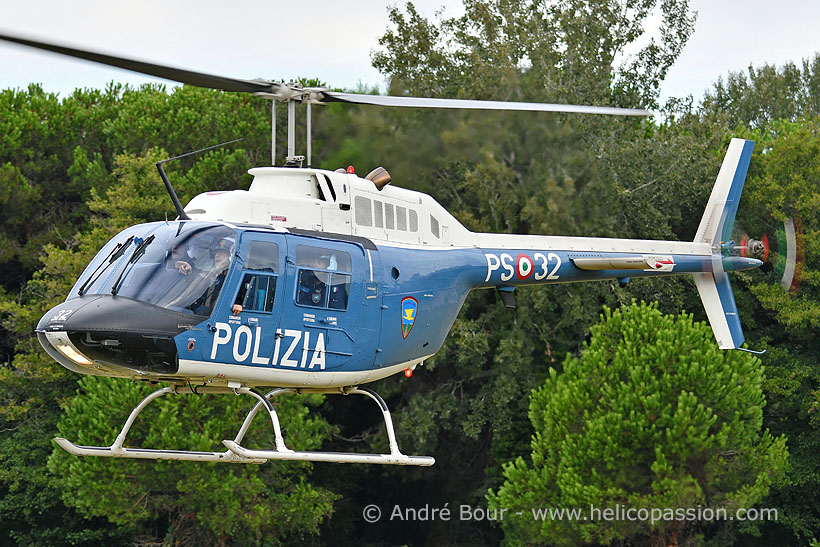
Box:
156, 138, 244, 220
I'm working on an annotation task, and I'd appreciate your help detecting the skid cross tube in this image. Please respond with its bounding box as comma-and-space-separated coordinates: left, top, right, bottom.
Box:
223, 386, 435, 466
54, 384, 435, 466
54, 385, 266, 463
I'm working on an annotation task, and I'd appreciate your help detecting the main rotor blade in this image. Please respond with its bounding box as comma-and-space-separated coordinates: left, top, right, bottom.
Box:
323, 91, 651, 116
0, 32, 277, 95
0, 31, 651, 116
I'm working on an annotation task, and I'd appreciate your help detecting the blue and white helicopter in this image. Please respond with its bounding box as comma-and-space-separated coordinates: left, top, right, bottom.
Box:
2, 33, 765, 467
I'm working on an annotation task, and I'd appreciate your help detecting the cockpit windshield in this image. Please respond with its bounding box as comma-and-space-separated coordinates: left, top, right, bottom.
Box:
73, 222, 237, 317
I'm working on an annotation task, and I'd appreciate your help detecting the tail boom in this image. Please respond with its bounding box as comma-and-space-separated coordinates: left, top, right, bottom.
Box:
472, 138, 759, 350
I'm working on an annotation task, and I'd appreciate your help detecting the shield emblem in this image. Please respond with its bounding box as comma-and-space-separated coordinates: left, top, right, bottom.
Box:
401, 297, 418, 339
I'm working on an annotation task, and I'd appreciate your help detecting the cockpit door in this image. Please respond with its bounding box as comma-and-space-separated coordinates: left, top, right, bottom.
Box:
201, 231, 286, 367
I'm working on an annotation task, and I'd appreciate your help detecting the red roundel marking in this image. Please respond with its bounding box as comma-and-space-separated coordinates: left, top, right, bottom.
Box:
187, 340, 195, 351
516, 254, 534, 280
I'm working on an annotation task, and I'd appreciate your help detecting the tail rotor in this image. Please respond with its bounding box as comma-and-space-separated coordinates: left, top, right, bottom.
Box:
734, 217, 803, 293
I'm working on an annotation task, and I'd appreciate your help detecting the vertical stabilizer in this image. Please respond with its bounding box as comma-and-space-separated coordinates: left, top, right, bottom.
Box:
693, 139, 755, 349
694, 138, 755, 246
693, 272, 744, 349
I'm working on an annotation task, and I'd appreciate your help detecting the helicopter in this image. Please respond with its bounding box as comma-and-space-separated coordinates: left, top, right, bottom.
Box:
1, 32, 766, 467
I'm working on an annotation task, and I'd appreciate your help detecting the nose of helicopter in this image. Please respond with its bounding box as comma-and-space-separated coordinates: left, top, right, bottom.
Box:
36, 295, 204, 378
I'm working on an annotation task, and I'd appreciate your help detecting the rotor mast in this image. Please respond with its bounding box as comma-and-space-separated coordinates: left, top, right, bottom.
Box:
269, 83, 317, 167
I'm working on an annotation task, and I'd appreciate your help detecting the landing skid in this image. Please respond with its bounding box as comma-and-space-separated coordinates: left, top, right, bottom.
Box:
54, 384, 435, 466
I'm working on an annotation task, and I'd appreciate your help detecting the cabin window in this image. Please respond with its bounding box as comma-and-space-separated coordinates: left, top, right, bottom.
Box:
396, 206, 407, 231
409, 209, 418, 232
246, 241, 278, 272
236, 273, 276, 313
430, 215, 440, 238
354, 196, 372, 226
295, 245, 352, 271
294, 245, 352, 310
374, 200, 384, 228
327, 273, 351, 310
385, 203, 395, 229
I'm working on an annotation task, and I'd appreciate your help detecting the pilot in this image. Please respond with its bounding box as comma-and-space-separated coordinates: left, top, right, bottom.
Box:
191, 239, 234, 315
231, 276, 250, 316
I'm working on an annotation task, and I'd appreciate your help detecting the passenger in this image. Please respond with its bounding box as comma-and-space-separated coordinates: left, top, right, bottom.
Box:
168, 242, 195, 276
297, 256, 329, 307
328, 277, 348, 309
324, 253, 348, 309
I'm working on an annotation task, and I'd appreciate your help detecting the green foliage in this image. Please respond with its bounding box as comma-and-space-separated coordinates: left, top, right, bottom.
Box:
373, 0, 695, 108
0, 135, 337, 544
2, 3, 819, 544
49, 376, 337, 544
715, 117, 820, 542
0, 407, 129, 546
488, 302, 788, 546
702, 56, 820, 128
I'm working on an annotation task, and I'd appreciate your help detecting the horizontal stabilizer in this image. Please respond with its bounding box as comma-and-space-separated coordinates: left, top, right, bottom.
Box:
572, 256, 675, 271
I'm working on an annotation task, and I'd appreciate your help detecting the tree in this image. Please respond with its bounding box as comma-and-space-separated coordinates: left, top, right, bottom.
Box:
0, 145, 339, 545
725, 117, 820, 543
337, 3, 703, 544
373, 0, 695, 108
488, 302, 788, 546
701, 56, 820, 128
49, 376, 337, 545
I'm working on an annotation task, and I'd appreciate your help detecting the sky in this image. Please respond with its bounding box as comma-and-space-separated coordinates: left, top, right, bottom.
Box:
1, 0, 819, 107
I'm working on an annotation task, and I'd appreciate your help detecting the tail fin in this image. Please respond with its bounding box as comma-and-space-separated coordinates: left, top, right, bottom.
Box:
693, 273, 744, 349
693, 138, 755, 349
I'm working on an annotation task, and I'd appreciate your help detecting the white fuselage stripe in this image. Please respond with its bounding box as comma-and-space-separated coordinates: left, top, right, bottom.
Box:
177, 355, 432, 388
372, 237, 710, 256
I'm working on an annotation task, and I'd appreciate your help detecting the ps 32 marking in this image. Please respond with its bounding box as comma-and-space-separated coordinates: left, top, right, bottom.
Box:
484, 252, 561, 283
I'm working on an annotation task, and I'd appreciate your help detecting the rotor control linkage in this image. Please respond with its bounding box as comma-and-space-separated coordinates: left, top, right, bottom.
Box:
54, 385, 435, 466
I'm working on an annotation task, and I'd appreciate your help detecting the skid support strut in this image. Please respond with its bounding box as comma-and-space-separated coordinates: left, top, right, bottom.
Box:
54, 385, 435, 466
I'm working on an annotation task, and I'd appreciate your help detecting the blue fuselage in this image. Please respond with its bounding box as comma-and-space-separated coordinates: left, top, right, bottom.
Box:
36, 221, 759, 387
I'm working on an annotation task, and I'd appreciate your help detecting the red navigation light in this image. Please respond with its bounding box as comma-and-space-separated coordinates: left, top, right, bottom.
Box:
346, 165, 355, 174
404, 368, 413, 378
